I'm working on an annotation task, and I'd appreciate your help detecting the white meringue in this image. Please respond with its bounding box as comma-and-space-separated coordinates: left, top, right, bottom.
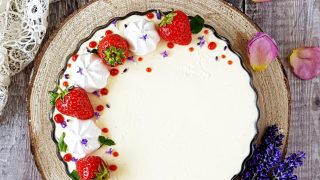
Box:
63, 119, 101, 157
123, 19, 160, 56
70, 53, 109, 93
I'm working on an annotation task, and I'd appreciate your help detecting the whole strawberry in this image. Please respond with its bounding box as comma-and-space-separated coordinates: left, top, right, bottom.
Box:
76, 156, 109, 180
158, 10, 192, 45
98, 34, 129, 67
49, 84, 94, 120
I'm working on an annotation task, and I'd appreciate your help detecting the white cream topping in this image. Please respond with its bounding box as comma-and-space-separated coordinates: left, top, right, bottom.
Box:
63, 119, 101, 158
123, 19, 160, 56
70, 53, 109, 93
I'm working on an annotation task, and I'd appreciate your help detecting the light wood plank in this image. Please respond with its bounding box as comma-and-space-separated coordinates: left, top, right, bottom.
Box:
245, 0, 320, 179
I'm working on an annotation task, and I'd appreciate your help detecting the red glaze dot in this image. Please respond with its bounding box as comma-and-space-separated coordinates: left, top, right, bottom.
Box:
208, 42, 217, 50
63, 81, 69, 87
204, 29, 209, 35
189, 47, 194, 52
110, 68, 119, 76
228, 60, 233, 65
138, 57, 143, 61
72, 54, 78, 61
54, 114, 65, 123
63, 153, 72, 162
102, 128, 109, 133
89, 41, 97, 48
105, 30, 113, 35
113, 151, 119, 157
146, 67, 152, 72
100, 88, 109, 95
146, 12, 154, 19
221, 54, 226, 59
108, 164, 118, 171
67, 64, 72, 68
167, 42, 174, 49
96, 105, 104, 111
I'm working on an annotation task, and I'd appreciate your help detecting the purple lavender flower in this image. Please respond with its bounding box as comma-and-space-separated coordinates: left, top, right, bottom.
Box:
76, 67, 83, 75
197, 36, 206, 48
64, 74, 69, 79
160, 50, 168, 58
106, 148, 113, 155
94, 112, 100, 119
156, 10, 162, 20
92, 90, 100, 97
71, 157, 78, 162
61, 121, 67, 128
139, 34, 148, 41
112, 19, 117, 27
124, 24, 128, 28
81, 138, 88, 146
127, 56, 134, 62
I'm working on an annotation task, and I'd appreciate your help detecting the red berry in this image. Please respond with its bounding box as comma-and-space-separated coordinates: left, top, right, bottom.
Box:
110, 68, 119, 76
221, 54, 226, 59
101, 128, 109, 133
63, 153, 72, 162
54, 113, 65, 123
204, 29, 209, 35
89, 41, 97, 48
189, 47, 194, 52
96, 105, 104, 111
167, 42, 174, 49
67, 64, 72, 68
158, 10, 192, 45
100, 88, 108, 95
146, 67, 152, 73
138, 57, 143, 61
63, 81, 69, 87
105, 30, 113, 35
146, 12, 154, 19
228, 60, 233, 65
108, 164, 117, 171
76, 156, 108, 180
112, 151, 119, 157
208, 42, 217, 50
72, 54, 78, 61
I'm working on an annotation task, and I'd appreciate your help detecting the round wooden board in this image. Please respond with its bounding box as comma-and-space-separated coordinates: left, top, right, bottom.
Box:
28, 0, 290, 179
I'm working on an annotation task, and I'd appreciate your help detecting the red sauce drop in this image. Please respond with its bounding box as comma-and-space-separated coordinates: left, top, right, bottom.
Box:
112, 151, 119, 157
146, 67, 152, 72
54, 114, 65, 124
167, 42, 174, 49
96, 105, 104, 111
204, 29, 209, 35
208, 42, 217, 50
89, 41, 97, 48
138, 57, 143, 61
67, 64, 72, 68
228, 60, 233, 65
108, 164, 118, 171
63, 81, 69, 87
72, 54, 78, 61
146, 12, 154, 19
105, 30, 113, 35
221, 54, 226, 59
102, 128, 109, 133
63, 153, 72, 162
100, 88, 109, 95
189, 47, 194, 52
110, 68, 119, 76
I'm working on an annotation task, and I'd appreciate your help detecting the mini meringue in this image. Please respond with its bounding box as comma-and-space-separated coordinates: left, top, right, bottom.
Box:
123, 19, 160, 55
70, 53, 109, 93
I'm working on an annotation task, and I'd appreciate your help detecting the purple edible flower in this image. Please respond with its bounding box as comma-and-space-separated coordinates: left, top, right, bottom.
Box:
81, 138, 88, 146
160, 50, 168, 58
76, 67, 83, 75
139, 34, 148, 41
64, 74, 69, 79
112, 19, 117, 27
156, 10, 162, 20
71, 157, 78, 162
124, 24, 128, 28
61, 121, 67, 128
127, 56, 134, 62
106, 148, 113, 155
197, 36, 206, 48
92, 90, 100, 97
94, 112, 100, 119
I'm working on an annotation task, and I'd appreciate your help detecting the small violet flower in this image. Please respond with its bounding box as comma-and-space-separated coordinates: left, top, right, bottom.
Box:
112, 19, 117, 27
71, 157, 78, 162
61, 121, 67, 128
160, 50, 168, 58
139, 34, 148, 41
76, 67, 84, 75
81, 138, 88, 146
197, 36, 206, 48
156, 10, 162, 20
94, 112, 100, 119
127, 56, 134, 62
106, 148, 113, 155
289, 47, 320, 80
248, 32, 279, 71
92, 90, 100, 97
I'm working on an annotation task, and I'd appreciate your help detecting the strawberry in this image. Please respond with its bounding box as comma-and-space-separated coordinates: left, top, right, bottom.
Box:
158, 10, 192, 45
49, 84, 94, 120
98, 34, 129, 67
76, 156, 109, 180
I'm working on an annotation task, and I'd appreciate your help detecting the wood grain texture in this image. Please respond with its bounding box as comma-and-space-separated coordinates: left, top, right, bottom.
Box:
245, 0, 320, 179
28, 0, 289, 179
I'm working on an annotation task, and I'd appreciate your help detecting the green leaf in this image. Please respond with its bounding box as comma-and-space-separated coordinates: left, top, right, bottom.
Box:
58, 132, 67, 152
70, 170, 80, 180
159, 12, 177, 27
49, 91, 58, 106
190, 15, 204, 34
98, 136, 116, 146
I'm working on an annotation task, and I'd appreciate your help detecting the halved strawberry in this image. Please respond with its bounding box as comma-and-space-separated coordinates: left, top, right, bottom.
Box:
98, 34, 129, 67
158, 10, 192, 45
49, 84, 94, 120
76, 156, 109, 180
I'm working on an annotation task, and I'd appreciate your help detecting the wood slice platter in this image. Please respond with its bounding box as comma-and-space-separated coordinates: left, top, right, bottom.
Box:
27, 0, 290, 179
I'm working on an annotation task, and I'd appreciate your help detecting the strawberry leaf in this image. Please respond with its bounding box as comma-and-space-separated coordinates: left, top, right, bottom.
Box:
49, 91, 58, 105
70, 170, 80, 180
159, 11, 177, 27
94, 164, 109, 180
58, 132, 67, 152
190, 15, 204, 34
98, 136, 115, 146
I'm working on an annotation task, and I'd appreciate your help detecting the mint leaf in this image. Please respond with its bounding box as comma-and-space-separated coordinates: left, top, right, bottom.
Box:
58, 132, 67, 152
70, 170, 80, 180
190, 15, 204, 34
99, 136, 115, 146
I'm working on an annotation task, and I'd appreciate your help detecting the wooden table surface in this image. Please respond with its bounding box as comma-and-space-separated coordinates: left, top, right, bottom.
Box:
0, 0, 319, 179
